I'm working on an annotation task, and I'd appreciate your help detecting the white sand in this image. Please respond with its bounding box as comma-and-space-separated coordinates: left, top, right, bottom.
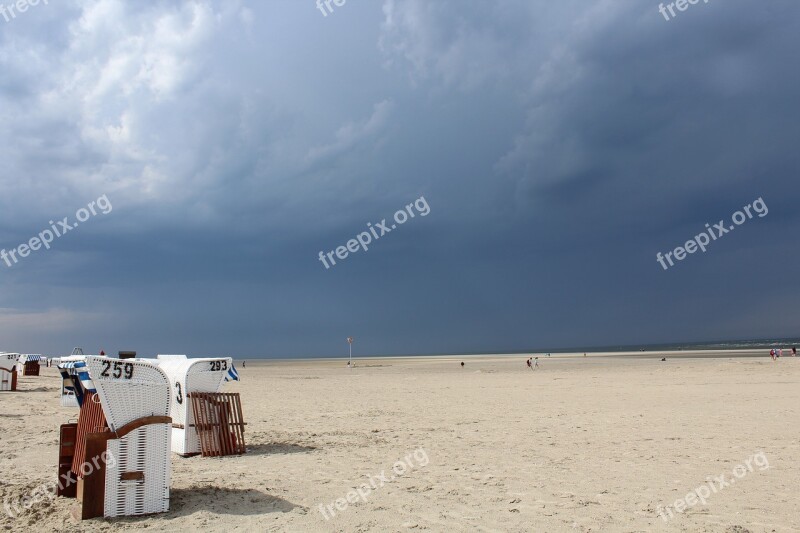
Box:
1, 352, 798, 532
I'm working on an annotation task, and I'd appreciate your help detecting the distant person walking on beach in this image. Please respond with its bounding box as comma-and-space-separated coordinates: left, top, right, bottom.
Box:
243, 361, 246, 368
533, 357, 540, 370
526, 358, 532, 370
770, 349, 776, 361
778, 348, 783, 358
793, 346, 797, 357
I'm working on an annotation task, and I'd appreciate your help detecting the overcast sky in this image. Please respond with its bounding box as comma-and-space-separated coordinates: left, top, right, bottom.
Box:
1, 0, 798, 358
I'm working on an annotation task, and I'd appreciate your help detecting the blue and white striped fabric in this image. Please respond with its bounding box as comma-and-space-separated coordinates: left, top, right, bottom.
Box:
77, 367, 96, 392
58, 361, 91, 382
58, 361, 96, 406
22, 354, 43, 362
224, 365, 240, 382
57, 361, 80, 378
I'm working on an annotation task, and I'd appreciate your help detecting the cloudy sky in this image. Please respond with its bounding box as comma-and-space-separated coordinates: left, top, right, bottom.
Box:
1, 0, 798, 358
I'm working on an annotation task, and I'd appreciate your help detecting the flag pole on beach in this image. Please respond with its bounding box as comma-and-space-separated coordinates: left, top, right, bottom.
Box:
347, 337, 354, 367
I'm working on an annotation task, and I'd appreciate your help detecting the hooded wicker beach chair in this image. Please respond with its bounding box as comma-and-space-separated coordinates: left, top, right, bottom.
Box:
17, 354, 44, 376
156, 354, 244, 457
0, 353, 20, 391
57, 356, 172, 519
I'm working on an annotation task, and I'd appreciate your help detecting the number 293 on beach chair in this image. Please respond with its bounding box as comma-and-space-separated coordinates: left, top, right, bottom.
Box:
57, 356, 172, 520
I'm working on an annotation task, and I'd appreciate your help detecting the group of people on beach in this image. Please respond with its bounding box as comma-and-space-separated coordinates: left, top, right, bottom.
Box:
770, 346, 796, 361
526, 357, 539, 370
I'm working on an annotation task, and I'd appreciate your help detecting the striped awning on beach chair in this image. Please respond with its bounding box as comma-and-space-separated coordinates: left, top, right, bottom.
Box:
58, 361, 96, 405
20, 354, 43, 363
224, 365, 240, 382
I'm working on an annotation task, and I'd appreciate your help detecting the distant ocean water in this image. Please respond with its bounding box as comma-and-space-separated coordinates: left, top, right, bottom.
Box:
238, 338, 800, 360
550, 338, 800, 354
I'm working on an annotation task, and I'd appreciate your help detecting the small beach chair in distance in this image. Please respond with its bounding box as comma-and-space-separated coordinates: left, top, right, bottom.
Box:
18, 354, 43, 376
0, 353, 20, 391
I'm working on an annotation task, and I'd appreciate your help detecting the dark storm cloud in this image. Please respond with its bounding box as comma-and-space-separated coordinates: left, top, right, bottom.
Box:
1, 0, 798, 357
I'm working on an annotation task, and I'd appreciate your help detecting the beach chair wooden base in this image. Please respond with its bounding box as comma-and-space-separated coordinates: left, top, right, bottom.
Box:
58, 423, 78, 498
189, 392, 247, 457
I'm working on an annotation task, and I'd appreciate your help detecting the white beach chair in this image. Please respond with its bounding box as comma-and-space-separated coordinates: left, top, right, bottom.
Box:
57, 356, 172, 519
155, 354, 242, 456
0, 353, 20, 391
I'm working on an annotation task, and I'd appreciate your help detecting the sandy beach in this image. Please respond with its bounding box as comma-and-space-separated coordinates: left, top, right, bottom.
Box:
1, 351, 798, 532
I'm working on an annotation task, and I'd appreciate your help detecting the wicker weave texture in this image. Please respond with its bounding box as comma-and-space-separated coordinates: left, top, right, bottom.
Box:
0, 354, 19, 386
104, 423, 171, 518
0, 369, 13, 391
86, 357, 171, 432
